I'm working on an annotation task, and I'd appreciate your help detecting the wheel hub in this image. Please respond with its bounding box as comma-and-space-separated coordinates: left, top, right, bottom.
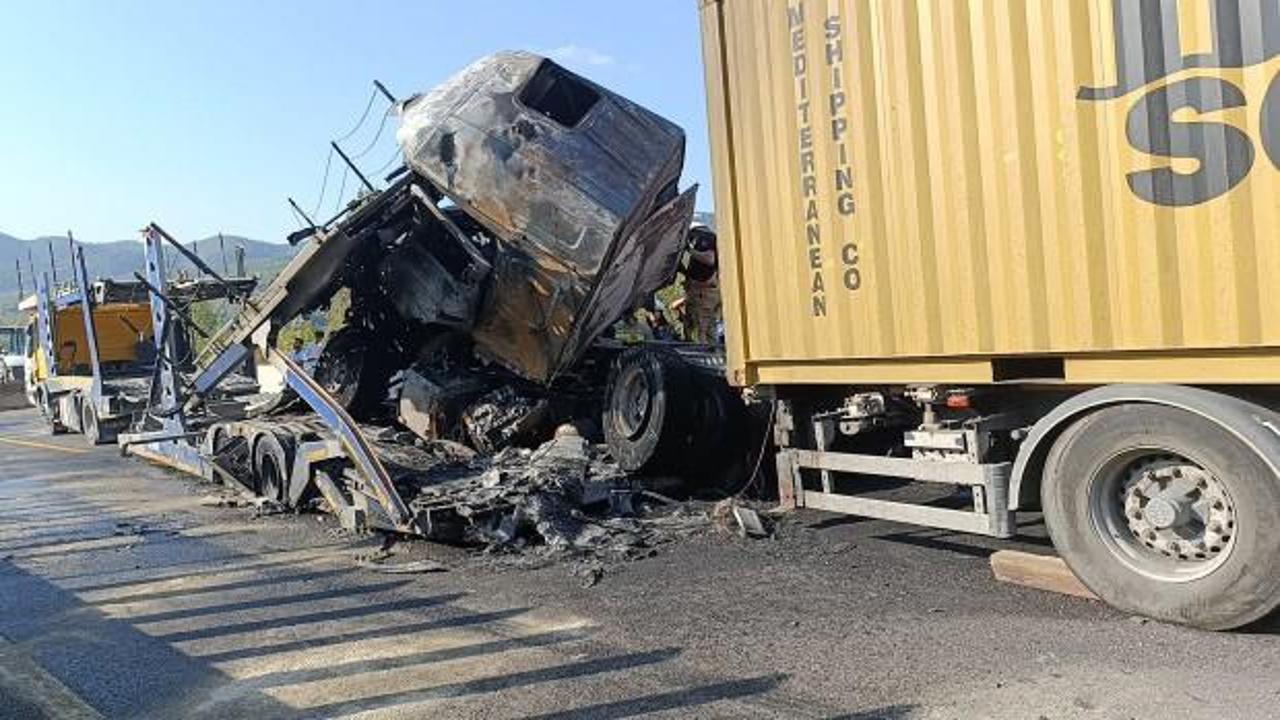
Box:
615, 368, 651, 439
1142, 496, 1182, 529
1120, 457, 1235, 564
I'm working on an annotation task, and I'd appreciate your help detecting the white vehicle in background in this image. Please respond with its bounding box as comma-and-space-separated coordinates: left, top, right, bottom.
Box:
0, 325, 28, 410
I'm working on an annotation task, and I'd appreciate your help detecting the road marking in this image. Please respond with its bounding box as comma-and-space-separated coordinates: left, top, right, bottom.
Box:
0, 436, 90, 454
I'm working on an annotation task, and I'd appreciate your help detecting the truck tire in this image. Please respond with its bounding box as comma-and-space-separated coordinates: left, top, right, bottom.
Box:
40, 390, 66, 435
1042, 404, 1280, 630
685, 373, 750, 495
207, 426, 230, 455
252, 433, 293, 504
82, 403, 105, 446
604, 347, 694, 473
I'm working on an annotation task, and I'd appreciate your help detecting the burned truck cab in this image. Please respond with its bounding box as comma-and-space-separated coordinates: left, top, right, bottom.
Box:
297, 52, 742, 487
394, 51, 696, 383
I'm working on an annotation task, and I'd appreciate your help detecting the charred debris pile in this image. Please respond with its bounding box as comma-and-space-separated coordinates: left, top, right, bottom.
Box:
253, 349, 755, 564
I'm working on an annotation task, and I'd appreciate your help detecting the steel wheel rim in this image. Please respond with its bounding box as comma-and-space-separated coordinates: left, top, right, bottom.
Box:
1088, 447, 1238, 583
614, 365, 652, 440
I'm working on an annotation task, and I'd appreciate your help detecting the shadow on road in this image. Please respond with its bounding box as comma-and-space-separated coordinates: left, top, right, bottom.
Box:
524, 674, 791, 719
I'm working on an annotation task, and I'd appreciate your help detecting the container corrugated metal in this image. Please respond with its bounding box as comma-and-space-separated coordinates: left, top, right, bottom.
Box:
700, 0, 1280, 386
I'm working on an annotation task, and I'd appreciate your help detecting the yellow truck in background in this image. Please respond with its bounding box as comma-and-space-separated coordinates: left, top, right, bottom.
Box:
700, 0, 1280, 628
23, 251, 157, 444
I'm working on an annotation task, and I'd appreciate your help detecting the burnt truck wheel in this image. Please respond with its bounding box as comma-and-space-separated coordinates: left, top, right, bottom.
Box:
252, 433, 293, 504
689, 379, 750, 495
206, 426, 230, 455
313, 327, 392, 418
604, 347, 693, 473
1042, 404, 1280, 630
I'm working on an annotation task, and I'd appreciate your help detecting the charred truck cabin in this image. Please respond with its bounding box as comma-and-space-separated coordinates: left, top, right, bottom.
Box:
306, 51, 738, 473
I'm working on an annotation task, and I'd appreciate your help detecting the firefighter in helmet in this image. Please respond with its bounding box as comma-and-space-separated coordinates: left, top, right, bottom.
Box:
681, 224, 720, 344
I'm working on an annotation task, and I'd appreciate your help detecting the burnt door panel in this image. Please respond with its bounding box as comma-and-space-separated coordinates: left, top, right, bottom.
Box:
469, 247, 581, 382
553, 187, 697, 377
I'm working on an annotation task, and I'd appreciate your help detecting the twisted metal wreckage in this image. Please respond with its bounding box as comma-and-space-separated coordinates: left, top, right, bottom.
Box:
99, 52, 753, 557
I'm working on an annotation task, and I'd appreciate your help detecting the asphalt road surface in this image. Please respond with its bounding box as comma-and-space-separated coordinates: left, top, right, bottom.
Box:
1, 407, 1278, 719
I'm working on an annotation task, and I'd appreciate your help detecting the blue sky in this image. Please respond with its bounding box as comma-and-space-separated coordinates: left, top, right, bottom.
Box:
0, 1, 712, 243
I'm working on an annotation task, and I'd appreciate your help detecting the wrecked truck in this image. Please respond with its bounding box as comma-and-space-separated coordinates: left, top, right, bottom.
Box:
308, 51, 742, 476
121, 52, 750, 541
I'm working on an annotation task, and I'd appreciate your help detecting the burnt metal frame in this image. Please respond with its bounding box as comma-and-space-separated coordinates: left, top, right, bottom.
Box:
71, 243, 108, 421
265, 347, 415, 531
121, 221, 420, 535
118, 225, 209, 475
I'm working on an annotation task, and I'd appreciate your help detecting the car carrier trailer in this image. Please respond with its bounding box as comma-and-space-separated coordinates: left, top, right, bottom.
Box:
23, 235, 254, 444
699, 0, 1280, 629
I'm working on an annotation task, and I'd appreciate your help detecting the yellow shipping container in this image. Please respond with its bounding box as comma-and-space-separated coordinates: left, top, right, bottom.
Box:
700, 0, 1280, 386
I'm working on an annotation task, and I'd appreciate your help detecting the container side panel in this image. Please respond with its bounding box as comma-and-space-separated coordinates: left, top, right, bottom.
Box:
703, 0, 1280, 381
699, 0, 751, 383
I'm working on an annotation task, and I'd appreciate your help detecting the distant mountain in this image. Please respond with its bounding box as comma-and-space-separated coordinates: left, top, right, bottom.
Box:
0, 232, 296, 322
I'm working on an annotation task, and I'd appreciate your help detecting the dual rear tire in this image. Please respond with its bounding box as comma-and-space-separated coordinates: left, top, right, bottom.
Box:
603, 347, 748, 494
81, 402, 117, 446
205, 425, 290, 505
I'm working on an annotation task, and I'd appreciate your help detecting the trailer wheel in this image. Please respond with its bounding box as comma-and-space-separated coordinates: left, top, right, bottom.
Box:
1042, 404, 1280, 629
39, 390, 66, 435
253, 433, 292, 504
207, 426, 231, 455
82, 403, 103, 446
604, 347, 693, 473
690, 380, 750, 495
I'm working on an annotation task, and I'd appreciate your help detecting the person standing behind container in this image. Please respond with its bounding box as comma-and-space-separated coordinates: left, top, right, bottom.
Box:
681, 224, 720, 344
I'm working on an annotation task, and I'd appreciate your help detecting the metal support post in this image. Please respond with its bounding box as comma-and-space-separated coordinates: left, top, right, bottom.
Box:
72, 242, 105, 408
34, 274, 57, 378
118, 225, 209, 477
